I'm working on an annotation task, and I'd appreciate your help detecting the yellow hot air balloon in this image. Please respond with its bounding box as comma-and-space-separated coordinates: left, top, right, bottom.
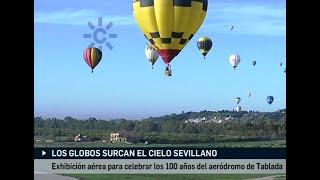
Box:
133, 0, 208, 76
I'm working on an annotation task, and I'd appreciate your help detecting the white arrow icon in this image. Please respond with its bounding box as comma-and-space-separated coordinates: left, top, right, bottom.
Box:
42, 150, 46, 156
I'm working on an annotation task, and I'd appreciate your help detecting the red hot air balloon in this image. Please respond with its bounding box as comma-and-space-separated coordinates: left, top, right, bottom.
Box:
83, 47, 102, 73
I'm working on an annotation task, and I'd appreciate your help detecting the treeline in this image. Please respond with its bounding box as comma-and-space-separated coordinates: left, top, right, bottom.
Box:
34, 110, 286, 144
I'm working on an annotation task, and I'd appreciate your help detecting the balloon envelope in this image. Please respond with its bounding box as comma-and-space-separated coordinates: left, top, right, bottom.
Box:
83, 47, 102, 72
266, 96, 274, 105
145, 44, 159, 67
133, 0, 208, 65
229, 54, 240, 69
235, 97, 241, 104
197, 37, 212, 58
252, 61, 256, 66
236, 105, 241, 112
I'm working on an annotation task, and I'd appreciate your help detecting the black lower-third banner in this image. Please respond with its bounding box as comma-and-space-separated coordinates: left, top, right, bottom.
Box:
34, 148, 285, 159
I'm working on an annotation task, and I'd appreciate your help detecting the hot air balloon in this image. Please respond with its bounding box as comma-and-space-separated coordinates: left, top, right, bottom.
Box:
83, 47, 102, 73
266, 96, 274, 105
252, 60, 256, 67
197, 37, 212, 59
145, 44, 159, 69
133, 0, 208, 76
229, 54, 240, 70
235, 97, 241, 104
236, 105, 241, 112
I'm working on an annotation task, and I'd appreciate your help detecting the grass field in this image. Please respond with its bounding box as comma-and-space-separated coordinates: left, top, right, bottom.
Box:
34, 140, 285, 148
64, 174, 286, 180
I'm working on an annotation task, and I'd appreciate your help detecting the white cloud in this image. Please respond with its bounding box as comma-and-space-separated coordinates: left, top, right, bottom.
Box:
35, 2, 286, 36
202, 2, 286, 36
35, 8, 135, 25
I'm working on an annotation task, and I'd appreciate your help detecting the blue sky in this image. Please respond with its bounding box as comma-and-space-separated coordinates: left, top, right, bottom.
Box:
34, 0, 286, 120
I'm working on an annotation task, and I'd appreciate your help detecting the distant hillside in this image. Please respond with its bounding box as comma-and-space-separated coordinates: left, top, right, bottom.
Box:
34, 109, 286, 144
142, 109, 286, 123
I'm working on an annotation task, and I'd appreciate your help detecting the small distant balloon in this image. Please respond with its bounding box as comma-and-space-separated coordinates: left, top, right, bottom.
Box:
266, 96, 274, 105
236, 105, 241, 112
197, 37, 213, 59
235, 97, 241, 104
83, 47, 102, 73
145, 44, 159, 69
229, 54, 241, 70
252, 61, 256, 67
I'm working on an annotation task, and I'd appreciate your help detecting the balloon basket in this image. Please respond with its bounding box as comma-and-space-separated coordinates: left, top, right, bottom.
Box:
165, 70, 172, 77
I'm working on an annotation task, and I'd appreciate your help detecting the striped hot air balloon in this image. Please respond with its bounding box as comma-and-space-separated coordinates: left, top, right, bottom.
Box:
133, 0, 208, 76
197, 37, 212, 59
83, 47, 102, 73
